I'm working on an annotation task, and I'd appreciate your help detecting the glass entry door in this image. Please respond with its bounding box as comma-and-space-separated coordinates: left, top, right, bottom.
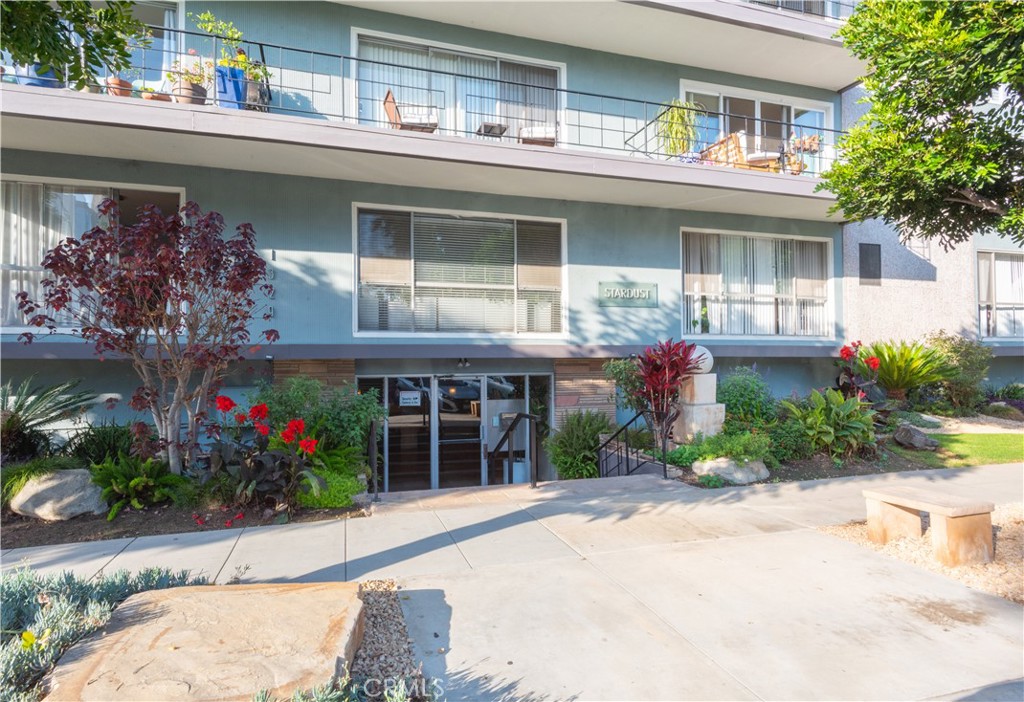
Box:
435, 375, 485, 488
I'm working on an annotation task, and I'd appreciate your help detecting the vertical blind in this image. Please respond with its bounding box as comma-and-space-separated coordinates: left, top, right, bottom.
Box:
1, 181, 109, 327
358, 37, 557, 137
978, 251, 1024, 338
683, 231, 829, 336
358, 209, 562, 333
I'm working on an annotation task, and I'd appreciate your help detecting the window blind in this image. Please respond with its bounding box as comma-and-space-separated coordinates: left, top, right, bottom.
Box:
357, 209, 562, 333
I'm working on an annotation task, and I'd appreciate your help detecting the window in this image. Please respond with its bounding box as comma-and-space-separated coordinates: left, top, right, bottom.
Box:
978, 251, 1024, 338
357, 208, 563, 334
1, 181, 110, 327
683, 231, 830, 336
859, 243, 881, 284
357, 37, 558, 140
905, 236, 931, 261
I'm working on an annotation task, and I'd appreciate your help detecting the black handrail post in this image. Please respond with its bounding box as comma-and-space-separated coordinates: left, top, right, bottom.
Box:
529, 417, 538, 489
661, 430, 668, 480
369, 419, 380, 502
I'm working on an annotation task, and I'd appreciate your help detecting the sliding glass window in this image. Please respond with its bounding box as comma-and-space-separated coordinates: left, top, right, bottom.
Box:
357, 209, 563, 334
978, 251, 1024, 338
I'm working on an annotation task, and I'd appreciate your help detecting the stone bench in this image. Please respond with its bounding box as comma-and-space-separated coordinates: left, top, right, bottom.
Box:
862, 486, 995, 566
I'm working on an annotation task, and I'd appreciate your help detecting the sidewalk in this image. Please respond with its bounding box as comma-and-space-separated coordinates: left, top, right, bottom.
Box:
3, 463, 1022, 700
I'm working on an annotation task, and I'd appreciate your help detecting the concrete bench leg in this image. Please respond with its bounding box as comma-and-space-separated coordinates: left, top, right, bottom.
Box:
866, 498, 923, 544
931, 513, 993, 566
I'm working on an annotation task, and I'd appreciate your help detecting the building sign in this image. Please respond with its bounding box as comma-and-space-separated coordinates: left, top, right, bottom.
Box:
598, 282, 658, 308
399, 390, 422, 407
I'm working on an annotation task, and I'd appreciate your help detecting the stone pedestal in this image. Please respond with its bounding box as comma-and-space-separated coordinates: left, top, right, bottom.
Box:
672, 373, 725, 442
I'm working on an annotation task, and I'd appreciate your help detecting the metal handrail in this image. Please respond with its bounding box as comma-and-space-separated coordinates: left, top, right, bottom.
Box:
487, 412, 541, 488
596, 411, 667, 479
9, 23, 848, 178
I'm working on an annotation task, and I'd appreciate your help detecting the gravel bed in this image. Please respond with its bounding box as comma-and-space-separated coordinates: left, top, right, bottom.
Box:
352, 579, 427, 696
820, 503, 1024, 604
925, 414, 1024, 434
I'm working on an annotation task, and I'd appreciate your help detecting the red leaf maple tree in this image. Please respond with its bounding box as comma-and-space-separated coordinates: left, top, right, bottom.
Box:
17, 200, 278, 473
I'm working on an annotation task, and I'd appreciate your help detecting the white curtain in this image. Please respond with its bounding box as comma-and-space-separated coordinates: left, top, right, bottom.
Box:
1, 182, 108, 328
994, 253, 1024, 337
357, 38, 432, 128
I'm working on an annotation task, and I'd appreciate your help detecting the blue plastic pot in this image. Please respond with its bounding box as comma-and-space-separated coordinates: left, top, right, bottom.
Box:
215, 65, 246, 109
14, 63, 64, 88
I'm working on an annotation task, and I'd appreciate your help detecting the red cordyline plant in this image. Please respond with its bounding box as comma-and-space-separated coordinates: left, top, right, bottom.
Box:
835, 340, 880, 401
637, 339, 705, 452
16, 200, 278, 474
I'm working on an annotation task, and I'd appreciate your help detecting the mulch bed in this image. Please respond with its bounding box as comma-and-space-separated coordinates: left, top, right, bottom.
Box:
675, 443, 945, 488
1, 503, 364, 550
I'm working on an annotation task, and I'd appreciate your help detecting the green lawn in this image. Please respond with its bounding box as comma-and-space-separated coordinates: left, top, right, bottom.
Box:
890, 433, 1024, 469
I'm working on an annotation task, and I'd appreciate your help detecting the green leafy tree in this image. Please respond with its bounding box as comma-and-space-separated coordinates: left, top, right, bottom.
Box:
0, 1, 146, 89
821, 0, 1024, 247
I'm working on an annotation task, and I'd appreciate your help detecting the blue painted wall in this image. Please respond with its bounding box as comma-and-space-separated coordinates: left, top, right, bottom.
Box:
1, 150, 843, 351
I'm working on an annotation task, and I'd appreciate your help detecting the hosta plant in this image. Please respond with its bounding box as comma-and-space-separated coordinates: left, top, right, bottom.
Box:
863, 340, 953, 401
781, 389, 876, 459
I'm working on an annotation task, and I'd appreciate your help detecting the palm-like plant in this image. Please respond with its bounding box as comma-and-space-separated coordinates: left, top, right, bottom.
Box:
863, 340, 954, 401
1, 377, 96, 461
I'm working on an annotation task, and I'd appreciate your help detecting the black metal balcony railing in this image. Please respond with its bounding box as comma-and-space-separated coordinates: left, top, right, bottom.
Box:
745, 0, 860, 20
2, 25, 843, 178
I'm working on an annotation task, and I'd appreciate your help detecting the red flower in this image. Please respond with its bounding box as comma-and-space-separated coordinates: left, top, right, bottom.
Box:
234, 512, 244, 520
254, 422, 270, 436
215, 395, 236, 412
248, 403, 269, 421
286, 418, 305, 436
225, 519, 234, 528
234, 412, 247, 424
298, 437, 318, 455
195, 518, 205, 526
865, 356, 880, 371
280, 428, 297, 444
839, 346, 856, 362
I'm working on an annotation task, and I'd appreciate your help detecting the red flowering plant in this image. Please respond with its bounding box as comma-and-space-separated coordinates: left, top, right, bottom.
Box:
208, 396, 324, 510
835, 341, 882, 402
636, 339, 706, 454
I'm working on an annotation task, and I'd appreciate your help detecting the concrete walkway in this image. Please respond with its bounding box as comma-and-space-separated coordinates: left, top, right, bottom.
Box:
3, 463, 1023, 700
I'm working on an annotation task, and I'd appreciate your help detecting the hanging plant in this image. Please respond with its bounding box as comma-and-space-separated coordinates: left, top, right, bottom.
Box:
656, 98, 701, 157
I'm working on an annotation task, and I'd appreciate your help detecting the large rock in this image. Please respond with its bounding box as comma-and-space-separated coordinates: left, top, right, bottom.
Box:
9, 468, 106, 521
692, 457, 769, 485
893, 423, 940, 451
45, 583, 365, 701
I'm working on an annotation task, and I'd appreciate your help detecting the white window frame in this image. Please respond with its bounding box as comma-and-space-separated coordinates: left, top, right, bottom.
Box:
1, 174, 185, 334
351, 202, 568, 340
977, 249, 1024, 340
350, 28, 567, 145
679, 225, 835, 340
680, 79, 835, 161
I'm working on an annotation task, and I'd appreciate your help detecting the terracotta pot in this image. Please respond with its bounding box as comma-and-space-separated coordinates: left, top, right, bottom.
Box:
171, 81, 207, 105
105, 76, 133, 97
141, 91, 171, 102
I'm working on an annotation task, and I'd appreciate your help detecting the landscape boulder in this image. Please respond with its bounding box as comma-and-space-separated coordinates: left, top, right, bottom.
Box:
893, 423, 940, 451
9, 469, 106, 521
692, 457, 769, 485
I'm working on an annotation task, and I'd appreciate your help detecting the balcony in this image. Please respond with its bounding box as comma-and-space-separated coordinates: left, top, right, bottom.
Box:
743, 0, 859, 20
0, 27, 842, 220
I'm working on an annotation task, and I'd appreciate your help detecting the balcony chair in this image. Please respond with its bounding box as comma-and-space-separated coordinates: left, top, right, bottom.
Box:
699, 130, 804, 174
518, 125, 557, 147
383, 89, 439, 133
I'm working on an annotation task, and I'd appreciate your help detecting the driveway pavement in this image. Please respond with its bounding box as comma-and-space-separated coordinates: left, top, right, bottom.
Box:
3, 463, 1022, 700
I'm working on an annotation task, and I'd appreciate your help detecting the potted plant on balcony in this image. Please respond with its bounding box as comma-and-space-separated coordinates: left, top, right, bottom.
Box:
189, 11, 272, 110
104, 68, 137, 97
140, 86, 171, 102
167, 50, 214, 105
657, 98, 702, 162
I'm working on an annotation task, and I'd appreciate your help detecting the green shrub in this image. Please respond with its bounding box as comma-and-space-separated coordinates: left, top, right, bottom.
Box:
766, 417, 815, 465
885, 410, 941, 430
623, 428, 655, 451
91, 453, 190, 520
863, 340, 953, 401
926, 330, 992, 411
545, 410, 614, 479
781, 389, 876, 458
602, 357, 648, 416
249, 378, 386, 451
61, 421, 135, 465
1, 377, 95, 463
1, 567, 204, 700
718, 366, 777, 425
664, 431, 772, 468
995, 382, 1024, 401
1, 456, 80, 507
981, 403, 1024, 421
296, 446, 367, 509
697, 474, 726, 489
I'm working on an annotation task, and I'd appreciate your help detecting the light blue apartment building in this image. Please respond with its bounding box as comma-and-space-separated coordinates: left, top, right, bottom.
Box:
2, 1, 1021, 491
